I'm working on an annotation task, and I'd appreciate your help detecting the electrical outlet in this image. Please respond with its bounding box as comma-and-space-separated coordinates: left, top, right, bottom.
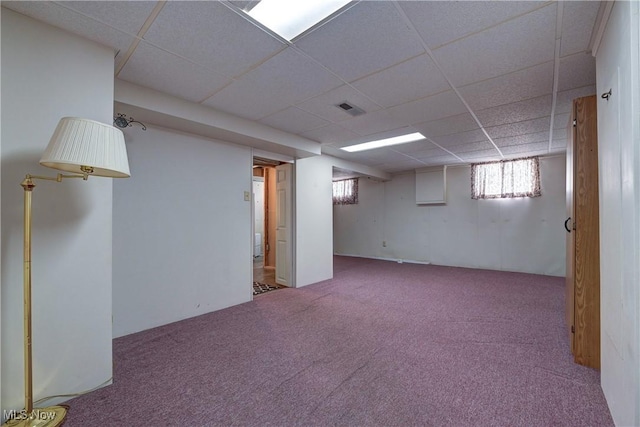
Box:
244, 191, 250, 201
382, 241, 387, 247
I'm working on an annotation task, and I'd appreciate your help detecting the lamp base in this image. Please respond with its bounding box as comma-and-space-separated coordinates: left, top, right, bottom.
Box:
2, 406, 67, 427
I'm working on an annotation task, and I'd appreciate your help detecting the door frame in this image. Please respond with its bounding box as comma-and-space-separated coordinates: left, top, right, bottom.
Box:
250, 153, 295, 300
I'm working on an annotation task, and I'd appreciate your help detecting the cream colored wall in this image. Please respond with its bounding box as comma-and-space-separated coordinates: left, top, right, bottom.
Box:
296, 156, 334, 287
596, 1, 640, 425
334, 156, 566, 276
112, 125, 253, 337
1, 8, 115, 417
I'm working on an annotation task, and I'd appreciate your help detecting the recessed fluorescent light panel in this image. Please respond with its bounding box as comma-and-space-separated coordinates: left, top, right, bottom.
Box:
246, 0, 351, 41
341, 132, 426, 153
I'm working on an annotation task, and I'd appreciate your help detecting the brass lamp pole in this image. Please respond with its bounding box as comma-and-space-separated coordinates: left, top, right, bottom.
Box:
4, 118, 130, 427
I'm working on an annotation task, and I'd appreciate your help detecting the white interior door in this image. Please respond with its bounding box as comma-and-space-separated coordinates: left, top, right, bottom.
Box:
275, 163, 292, 286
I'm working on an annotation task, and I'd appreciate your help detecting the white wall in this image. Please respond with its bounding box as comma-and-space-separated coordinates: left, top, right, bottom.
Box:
334, 156, 566, 276
112, 126, 253, 337
1, 8, 114, 415
295, 156, 334, 287
596, 1, 640, 425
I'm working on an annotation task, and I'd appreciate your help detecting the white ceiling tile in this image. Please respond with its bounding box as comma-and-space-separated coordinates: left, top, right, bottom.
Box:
417, 155, 463, 167
378, 160, 426, 171
339, 110, 407, 137
475, 95, 552, 127
204, 48, 342, 120
351, 54, 450, 107
560, 1, 601, 57
228, 1, 258, 10
58, 1, 156, 35
294, 1, 425, 82
458, 61, 553, 110
360, 148, 415, 165
145, 2, 286, 78
433, 4, 557, 86
413, 113, 480, 138
240, 47, 343, 102
296, 85, 382, 123
202, 79, 289, 120
485, 117, 551, 139
379, 160, 430, 173
553, 128, 568, 141
494, 131, 549, 147
301, 124, 360, 145
553, 112, 570, 129
445, 141, 496, 153
119, 42, 229, 102
3, 1, 135, 58
500, 141, 549, 155
433, 129, 489, 147
460, 149, 502, 162
399, 1, 547, 49
404, 147, 452, 159
558, 52, 596, 91
555, 85, 596, 114
388, 90, 468, 125
390, 142, 442, 156
321, 146, 409, 170
259, 107, 329, 135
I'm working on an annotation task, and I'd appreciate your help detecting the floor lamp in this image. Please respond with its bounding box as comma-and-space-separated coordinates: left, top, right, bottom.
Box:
4, 117, 130, 427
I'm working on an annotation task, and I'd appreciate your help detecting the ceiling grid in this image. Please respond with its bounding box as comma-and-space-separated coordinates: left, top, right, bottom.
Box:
3, 0, 602, 174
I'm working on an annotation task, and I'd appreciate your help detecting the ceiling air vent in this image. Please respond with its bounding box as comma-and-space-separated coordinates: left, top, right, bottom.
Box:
337, 101, 366, 117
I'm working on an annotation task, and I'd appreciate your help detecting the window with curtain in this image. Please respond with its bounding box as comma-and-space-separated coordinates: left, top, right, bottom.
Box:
471, 156, 541, 199
333, 178, 358, 205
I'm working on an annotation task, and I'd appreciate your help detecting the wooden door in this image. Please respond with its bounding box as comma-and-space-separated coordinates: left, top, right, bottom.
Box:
572, 95, 601, 369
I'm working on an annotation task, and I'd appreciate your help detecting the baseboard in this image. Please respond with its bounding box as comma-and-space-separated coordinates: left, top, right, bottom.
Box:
334, 253, 431, 266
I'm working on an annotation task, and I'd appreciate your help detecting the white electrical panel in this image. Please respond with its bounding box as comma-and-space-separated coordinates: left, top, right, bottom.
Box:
415, 166, 447, 205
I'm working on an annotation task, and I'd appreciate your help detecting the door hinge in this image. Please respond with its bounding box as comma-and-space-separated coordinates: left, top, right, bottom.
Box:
572, 119, 577, 127
571, 325, 575, 333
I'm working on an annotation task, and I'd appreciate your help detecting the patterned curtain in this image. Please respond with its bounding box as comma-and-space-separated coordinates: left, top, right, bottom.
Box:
471, 156, 541, 199
333, 178, 359, 205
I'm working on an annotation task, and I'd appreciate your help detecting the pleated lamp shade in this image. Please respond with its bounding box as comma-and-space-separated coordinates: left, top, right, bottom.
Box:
40, 117, 130, 178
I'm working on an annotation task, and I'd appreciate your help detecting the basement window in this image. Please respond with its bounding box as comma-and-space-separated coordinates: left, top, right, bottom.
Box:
471, 156, 541, 199
333, 178, 358, 205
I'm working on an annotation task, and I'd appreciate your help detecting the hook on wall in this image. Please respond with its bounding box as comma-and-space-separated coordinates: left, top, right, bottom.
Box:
114, 113, 147, 131
601, 89, 612, 101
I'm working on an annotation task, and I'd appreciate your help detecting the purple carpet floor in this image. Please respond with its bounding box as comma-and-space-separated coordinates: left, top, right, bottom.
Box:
65, 256, 613, 426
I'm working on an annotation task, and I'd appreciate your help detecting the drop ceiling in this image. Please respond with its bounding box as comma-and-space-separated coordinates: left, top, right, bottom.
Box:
2, 0, 601, 174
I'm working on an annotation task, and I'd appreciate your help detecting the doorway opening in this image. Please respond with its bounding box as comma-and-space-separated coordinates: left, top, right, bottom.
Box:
252, 156, 292, 295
